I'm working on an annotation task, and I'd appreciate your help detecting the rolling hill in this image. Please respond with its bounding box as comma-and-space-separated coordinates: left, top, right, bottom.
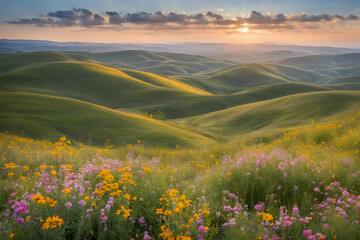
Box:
278, 53, 360, 72
177, 62, 330, 94
0, 50, 234, 77
78, 50, 234, 75
0, 93, 216, 147
0, 61, 211, 109
1, 49, 360, 147
0, 60, 332, 119
123, 83, 331, 119
207, 63, 290, 92
192, 91, 360, 137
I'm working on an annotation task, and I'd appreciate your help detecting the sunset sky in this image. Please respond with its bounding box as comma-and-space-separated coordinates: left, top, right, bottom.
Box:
1, 0, 360, 47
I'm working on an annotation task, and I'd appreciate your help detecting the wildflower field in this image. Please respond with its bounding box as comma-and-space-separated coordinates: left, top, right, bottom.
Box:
1, 114, 360, 240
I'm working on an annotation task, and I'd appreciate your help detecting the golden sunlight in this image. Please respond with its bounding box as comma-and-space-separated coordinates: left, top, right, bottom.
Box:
238, 23, 249, 32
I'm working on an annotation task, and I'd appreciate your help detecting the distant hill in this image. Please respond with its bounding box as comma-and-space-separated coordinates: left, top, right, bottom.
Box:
0, 93, 216, 148
0, 48, 21, 54
278, 53, 360, 72
2, 39, 359, 56
80, 50, 233, 75
0, 51, 94, 73
0, 50, 233, 76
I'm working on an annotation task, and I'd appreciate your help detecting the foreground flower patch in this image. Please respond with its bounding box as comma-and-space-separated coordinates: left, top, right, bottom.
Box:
1, 114, 360, 239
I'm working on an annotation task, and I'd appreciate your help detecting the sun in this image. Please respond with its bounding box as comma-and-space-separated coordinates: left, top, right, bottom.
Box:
239, 27, 249, 33
238, 23, 249, 33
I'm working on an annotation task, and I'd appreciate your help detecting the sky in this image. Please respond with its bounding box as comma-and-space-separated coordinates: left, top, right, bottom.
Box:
0, 0, 360, 47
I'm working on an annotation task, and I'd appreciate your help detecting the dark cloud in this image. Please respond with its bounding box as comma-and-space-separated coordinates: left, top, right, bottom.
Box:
245, 11, 288, 24
48, 10, 77, 20
8, 8, 104, 27
73, 8, 94, 19
163, 12, 187, 23
5, 9, 360, 32
106, 11, 123, 24
80, 14, 105, 26
206, 11, 224, 20
124, 12, 151, 23
347, 14, 358, 20
290, 13, 334, 22
6, 18, 55, 27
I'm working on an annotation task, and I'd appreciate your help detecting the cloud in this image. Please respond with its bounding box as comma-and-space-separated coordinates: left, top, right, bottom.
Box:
73, 8, 94, 19
5, 9, 360, 32
206, 11, 224, 20
8, 8, 104, 27
7, 18, 56, 27
290, 13, 336, 22
347, 14, 358, 20
48, 10, 78, 20
245, 11, 288, 24
106, 11, 123, 24
80, 14, 105, 26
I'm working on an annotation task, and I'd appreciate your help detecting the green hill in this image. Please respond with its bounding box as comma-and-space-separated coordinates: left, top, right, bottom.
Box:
0, 61, 210, 108
0, 92, 216, 147
278, 53, 360, 71
192, 91, 360, 137
206, 63, 291, 93
257, 63, 328, 83
120, 83, 330, 119
175, 62, 328, 94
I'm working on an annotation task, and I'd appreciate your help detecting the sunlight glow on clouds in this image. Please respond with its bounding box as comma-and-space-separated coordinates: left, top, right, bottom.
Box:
2, 8, 360, 46
5, 8, 359, 33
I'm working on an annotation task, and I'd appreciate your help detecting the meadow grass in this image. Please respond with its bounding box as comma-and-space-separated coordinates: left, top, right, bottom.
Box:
1, 113, 360, 239
0, 92, 217, 148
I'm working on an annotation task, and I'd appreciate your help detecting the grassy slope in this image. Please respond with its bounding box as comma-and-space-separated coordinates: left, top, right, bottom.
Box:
0, 93, 216, 148
126, 83, 331, 118
207, 63, 290, 92
119, 69, 210, 95
260, 63, 329, 83
193, 91, 360, 137
321, 75, 360, 90
178, 63, 329, 94
0, 61, 210, 108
